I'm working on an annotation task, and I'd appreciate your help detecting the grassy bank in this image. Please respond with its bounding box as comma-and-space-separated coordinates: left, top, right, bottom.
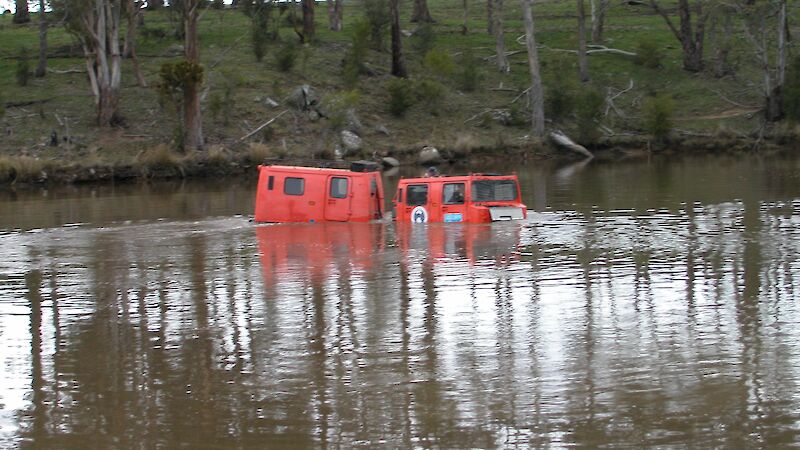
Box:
0, 0, 797, 185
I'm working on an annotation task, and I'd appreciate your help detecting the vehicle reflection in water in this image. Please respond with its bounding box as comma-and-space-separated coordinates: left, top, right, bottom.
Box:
256, 222, 386, 284
396, 221, 523, 264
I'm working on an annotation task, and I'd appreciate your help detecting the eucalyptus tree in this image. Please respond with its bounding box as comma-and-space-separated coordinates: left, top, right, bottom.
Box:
302, 0, 315, 41
738, 0, 788, 121
649, 0, 708, 72
60, 0, 124, 126
411, 0, 433, 23
35, 0, 47, 77
390, 0, 406, 77
590, 0, 608, 43
577, 0, 589, 82
522, 0, 544, 137
493, 0, 509, 73
183, 0, 203, 150
327, 0, 342, 31
13, 0, 31, 23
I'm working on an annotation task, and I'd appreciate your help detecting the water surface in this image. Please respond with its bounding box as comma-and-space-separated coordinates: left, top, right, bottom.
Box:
1, 154, 799, 448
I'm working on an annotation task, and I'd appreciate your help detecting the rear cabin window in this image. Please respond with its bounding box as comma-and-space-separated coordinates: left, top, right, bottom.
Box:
330, 177, 349, 198
443, 183, 466, 205
406, 184, 429, 206
471, 180, 517, 202
284, 177, 305, 196
267, 176, 274, 190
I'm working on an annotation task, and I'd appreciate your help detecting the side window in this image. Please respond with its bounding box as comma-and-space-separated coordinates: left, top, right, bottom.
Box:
406, 184, 428, 206
443, 183, 465, 205
330, 177, 349, 199
267, 175, 274, 190
284, 177, 305, 196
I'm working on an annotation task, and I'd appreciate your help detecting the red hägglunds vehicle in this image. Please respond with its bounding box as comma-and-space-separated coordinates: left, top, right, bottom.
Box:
393, 173, 526, 223
254, 162, 526, 224
254, 161, 384, 223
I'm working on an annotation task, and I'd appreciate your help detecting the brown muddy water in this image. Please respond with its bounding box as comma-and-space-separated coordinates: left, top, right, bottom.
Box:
1, 154, 800, 448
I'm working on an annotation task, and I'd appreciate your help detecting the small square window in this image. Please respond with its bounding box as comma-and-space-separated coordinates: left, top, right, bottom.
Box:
330, 177, 349, 199
284, 177, 305, 196
443, 183, 465, 205
406, 184, 428, 206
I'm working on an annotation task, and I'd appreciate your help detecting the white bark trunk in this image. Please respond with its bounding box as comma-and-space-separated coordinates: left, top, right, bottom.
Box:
494, 0, 509, 72
522, 0, 545, 138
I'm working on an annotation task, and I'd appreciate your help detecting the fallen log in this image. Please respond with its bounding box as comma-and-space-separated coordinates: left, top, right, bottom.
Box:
4, 98, 52, 108
549, 130, 594, 159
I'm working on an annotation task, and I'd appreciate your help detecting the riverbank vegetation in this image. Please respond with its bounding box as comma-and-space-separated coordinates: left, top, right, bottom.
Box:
0, 0, 798, 184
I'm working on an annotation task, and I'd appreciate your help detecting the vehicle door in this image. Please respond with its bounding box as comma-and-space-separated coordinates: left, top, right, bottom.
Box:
441, 182, 467, 223
324, 176, 351, 221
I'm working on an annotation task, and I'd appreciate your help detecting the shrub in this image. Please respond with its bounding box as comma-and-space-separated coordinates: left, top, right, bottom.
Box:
387, 78, 417, 117
545, 58, 576, 122
635, 40, 664, 69
274, 39, 298, 72
204, 145, 230, 168
783, 56, 800, 122
324, 90, 361, 129
414, 79, 445, 113
158, 60, 204, 151
575, 88, 605, 144
364, 0, 390, 50
423, 48, 455, 79
252, 21, 270, 62
343, 19, 371, 86
455, 48, 480, 92
16, 47, 30, 87
136, 144, 182, 172
209, 79, 235, 125
0, 155, 50, 183
411, 23, 435, 56
642, 93, 675, 141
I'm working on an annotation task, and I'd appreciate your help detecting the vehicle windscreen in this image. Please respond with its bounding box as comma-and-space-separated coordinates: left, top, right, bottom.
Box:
471, 180, 518, 202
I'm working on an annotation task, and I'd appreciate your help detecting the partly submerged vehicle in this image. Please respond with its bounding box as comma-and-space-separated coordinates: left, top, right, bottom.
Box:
393, 173, 526, 223
254, 162, 526, 224
254, 161, 384, 223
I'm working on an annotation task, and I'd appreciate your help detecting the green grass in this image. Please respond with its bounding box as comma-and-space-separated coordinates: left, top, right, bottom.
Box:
0, 0, 780, 171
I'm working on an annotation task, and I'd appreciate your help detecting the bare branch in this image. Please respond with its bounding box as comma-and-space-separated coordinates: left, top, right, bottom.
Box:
239, 110, 289, 143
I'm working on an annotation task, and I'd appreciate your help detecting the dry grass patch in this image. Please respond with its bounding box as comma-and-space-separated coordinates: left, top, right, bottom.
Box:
0, 155, 51, 183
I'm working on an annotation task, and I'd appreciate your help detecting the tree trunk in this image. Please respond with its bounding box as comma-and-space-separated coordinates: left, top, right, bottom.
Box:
494, 0, 508, 73
650, 0, 706, 72
461, 0, 468, 35
522, 0, 545, 138
302, 0, 315, 41
327, 0, 342, 31
13, 0, 30, 23
411, 0, 433, 23
35, 0, 47, 78
711, 10, 733, 78
97, 85, 120, 126
577, 0, 589, 82
390, 0, 407, 77
125, 0, 147, 86
590, 0, 607, 43
184, 0, 203, 150
766, 0, 787, 121
487, 0, 493, 35
89, 0, 123, 126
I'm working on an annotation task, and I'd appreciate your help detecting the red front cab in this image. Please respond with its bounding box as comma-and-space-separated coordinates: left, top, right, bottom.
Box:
393, 174, 527, 223
254, 162, 384, 223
